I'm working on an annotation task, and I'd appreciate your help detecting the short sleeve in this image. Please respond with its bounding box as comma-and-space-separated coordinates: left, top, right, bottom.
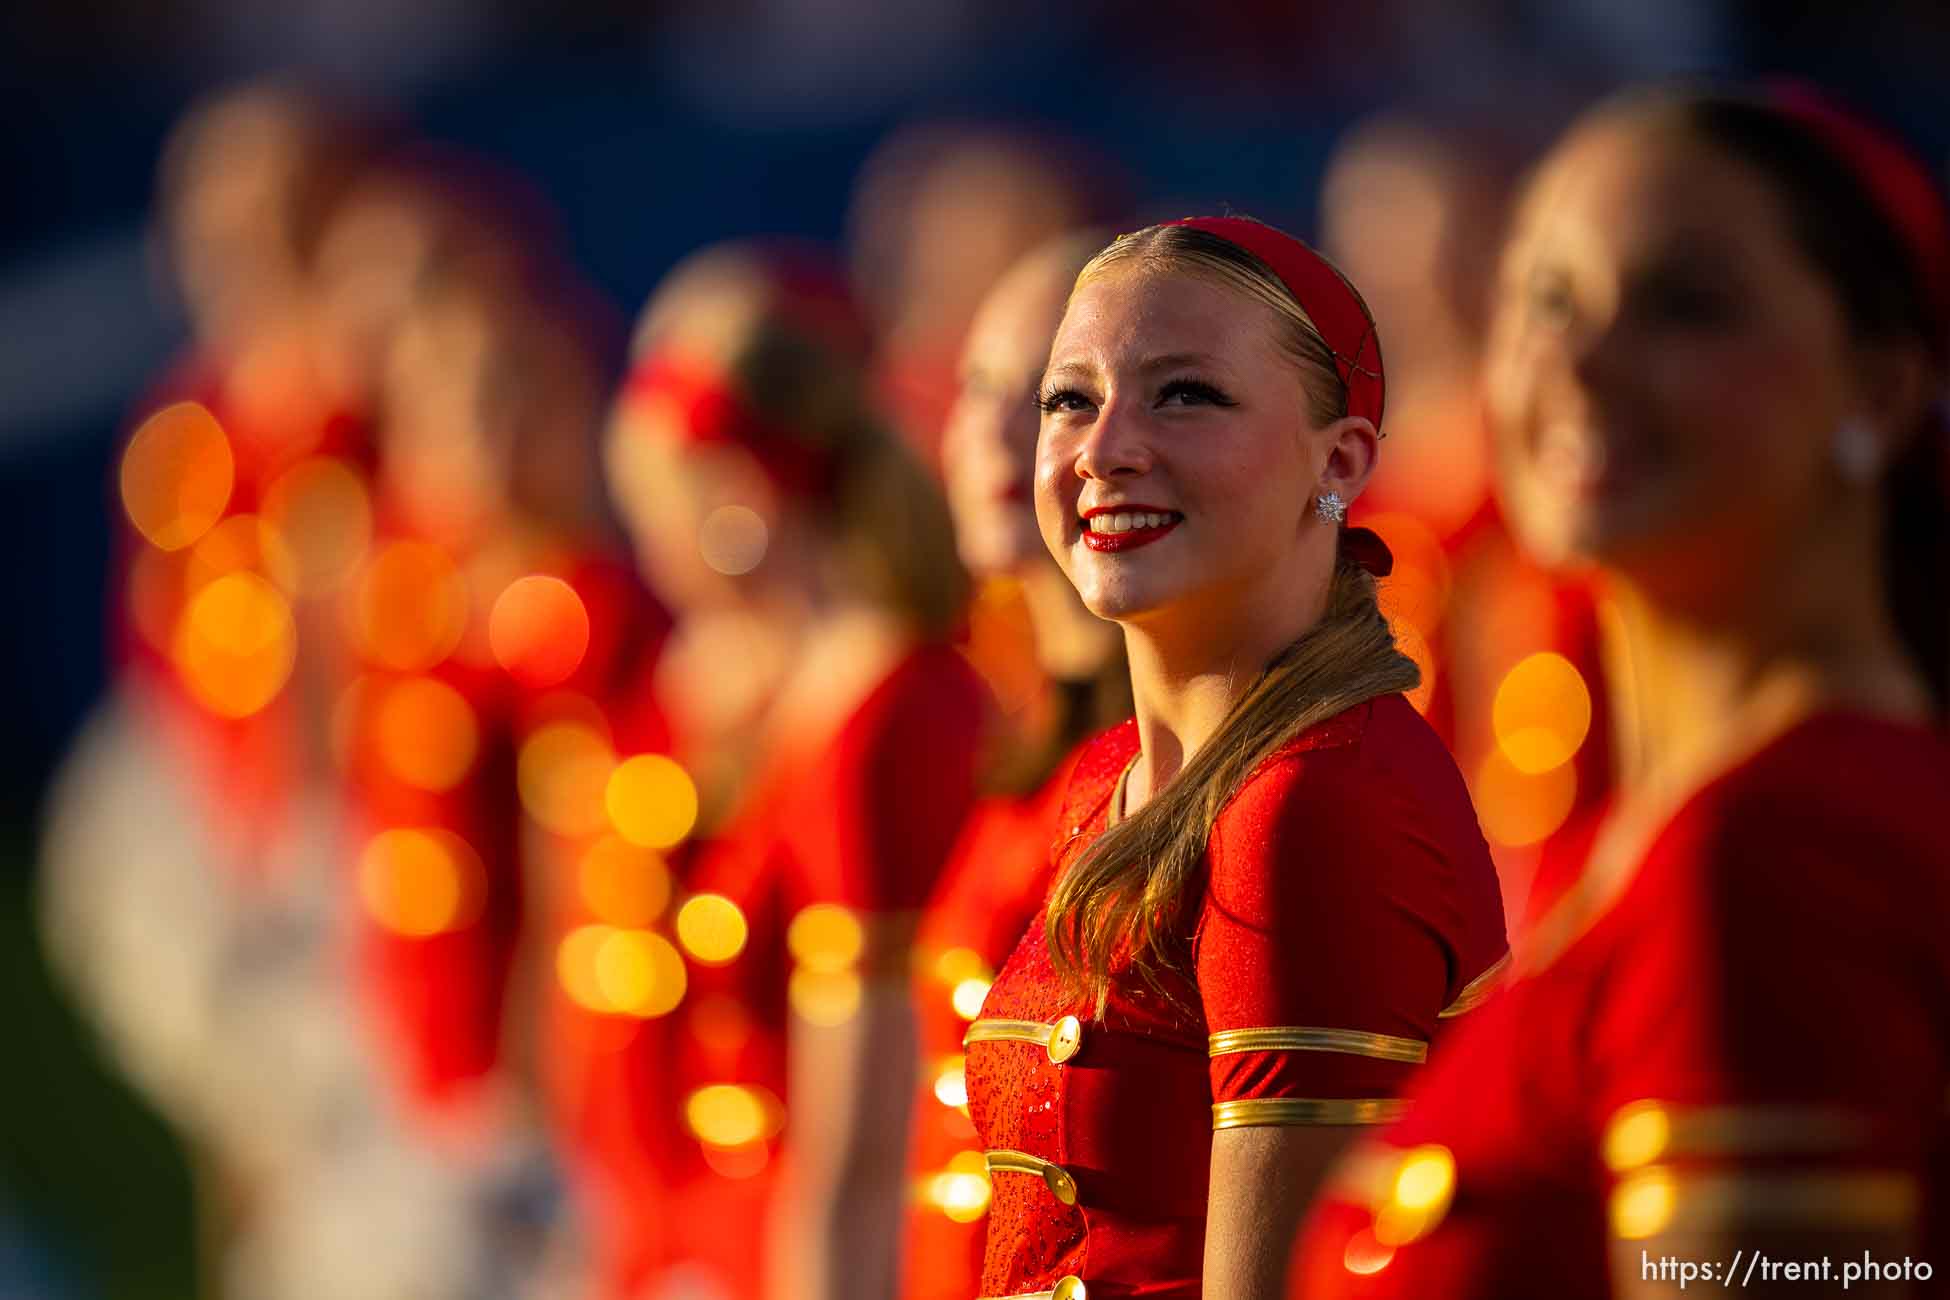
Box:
1588, 787, 1950, 1244
1198, 735, 1494, 1128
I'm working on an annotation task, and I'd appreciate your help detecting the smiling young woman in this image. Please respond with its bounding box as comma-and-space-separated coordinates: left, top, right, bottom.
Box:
959, 217, 1508, 1298
1289, 86, 1950, 1300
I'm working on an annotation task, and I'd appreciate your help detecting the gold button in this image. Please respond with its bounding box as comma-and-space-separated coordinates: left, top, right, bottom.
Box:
1052, 1277, 1086, 1300
1047, 1015, 1082, 1065
1043, 1163, 1077, 1206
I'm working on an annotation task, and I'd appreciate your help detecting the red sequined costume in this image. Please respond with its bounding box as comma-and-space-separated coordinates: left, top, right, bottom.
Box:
905, 761, 1079, 1300
1291, 712, 1950, 1299
548, 643, 987, 1300
965, 693, 1508, 1297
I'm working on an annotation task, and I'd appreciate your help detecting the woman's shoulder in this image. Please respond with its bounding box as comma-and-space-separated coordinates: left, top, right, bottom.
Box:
1047, 717, 1140, 835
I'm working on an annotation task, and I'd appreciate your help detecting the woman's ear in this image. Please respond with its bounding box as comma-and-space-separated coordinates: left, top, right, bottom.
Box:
1855, 337, 1937, 461
1315, 415, 1381, 507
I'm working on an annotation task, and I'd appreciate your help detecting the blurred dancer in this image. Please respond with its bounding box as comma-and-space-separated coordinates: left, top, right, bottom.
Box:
964, 217, 1506, 1298
585, 243, 985, 1300
904, 231, 1131, 1298
1291, 86, 1950, 1299
1319, 114, 1613, 927
847, 124, 1120, 467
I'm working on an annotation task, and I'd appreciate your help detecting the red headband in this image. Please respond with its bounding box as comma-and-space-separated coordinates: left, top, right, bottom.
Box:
1161, 216, 1393, 578
620, 352, 836, 497
1767, 84, 1950, 352
1163, 216, 1386, 430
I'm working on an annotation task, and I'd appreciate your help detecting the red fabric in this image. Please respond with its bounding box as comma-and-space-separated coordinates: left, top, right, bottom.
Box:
1293, 712, 1950, 1299
1164, 216, 1384, 429
904, 764, 1079, 1300
966, 695, 1507, 1298
347, 542, 670, 1119
548, 644, 986, 1300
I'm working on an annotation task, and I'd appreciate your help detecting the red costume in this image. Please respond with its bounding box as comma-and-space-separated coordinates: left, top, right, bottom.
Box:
1292, 712, 1950, 1298
548, 643, 987, 1300
905, 761, 1079, 1300
966, 694, 1508, 1298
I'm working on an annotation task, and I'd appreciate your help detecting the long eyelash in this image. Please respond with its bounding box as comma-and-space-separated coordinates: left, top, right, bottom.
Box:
1160, 378, 1237, 406
1036, 387, 1084, 414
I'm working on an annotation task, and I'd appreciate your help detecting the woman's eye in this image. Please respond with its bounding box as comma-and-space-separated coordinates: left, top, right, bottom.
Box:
1036, 387, 1092, 414
1158, 378, 1234, 407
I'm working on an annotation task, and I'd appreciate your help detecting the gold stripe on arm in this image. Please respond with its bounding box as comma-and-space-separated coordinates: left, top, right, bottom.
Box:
963, 1019, 1054, 1048
1611, 1168, 1918, 1239
1211, 1098, 1410, 1129
1603, 1100, 1874, 1173
1438, 951, 1511, 1019
1207, 1026, 1427, 1063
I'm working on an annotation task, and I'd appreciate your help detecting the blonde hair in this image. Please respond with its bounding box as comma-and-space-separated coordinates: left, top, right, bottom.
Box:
1043, 221, 1417, 1013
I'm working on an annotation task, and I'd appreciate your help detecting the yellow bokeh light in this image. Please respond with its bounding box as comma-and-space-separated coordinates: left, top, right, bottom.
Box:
172, 571, 298, 718
789, 967, 863, 1027
1610, 1169, 1677, 1240
121, 401, 234, 552
675, 894, 748, 965
594, 928, 687, 1018
375, 676, 479, 791
932, 1057, 968, 1109
558, 924, 615, 1013
349, 539, 467, 672
933, 946, 991, 987
787, 903, 864, 973
684, 1084, 784, 1148
1343, 1228, 1395, 1276
605, 754, 699, 849
1492, 652, 1593, 775
1472, 748, 1578, 848
927, 1167, 993, 1223
357, 828, 484, 937
1392, 1146, 1455, 1213
519, 722, 617, 837
260, 456, 373, 594
578, 836, 672, 927
185, 514, 298, 596
1603, 1101, 1671, 1173
951, 978, 992, 1021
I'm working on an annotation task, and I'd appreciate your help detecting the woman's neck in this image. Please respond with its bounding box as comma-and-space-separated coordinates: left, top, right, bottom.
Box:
1120, 566, 1329, 812
1606, 544, 1929, 793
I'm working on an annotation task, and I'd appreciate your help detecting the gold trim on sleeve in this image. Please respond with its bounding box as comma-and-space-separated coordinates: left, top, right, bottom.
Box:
1211, 1098, 1409, 1129
979, 1278, 1086, 1300
1207, 1026, 1428, 1063
963, 1016, 1084, 1064
984, 1149, 1078, 1205
1603, 1100, 1873, 1173
1438, 951, 1510, 1018
1610, 1167, 1917, 1241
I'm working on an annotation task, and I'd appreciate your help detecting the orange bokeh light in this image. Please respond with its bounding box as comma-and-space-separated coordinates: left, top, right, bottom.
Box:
172, 571, 297, 718
1473, 747, 1579, 847
121, 402, 235, 552
577, 835, 672, 927
519, 722, 617, 836
261, 456, 374, 594
489, 575, 591, 689
349, 540, 467, 671
186, 513, 298, 595
375, 676, 480, 791
357, 827, 486, 937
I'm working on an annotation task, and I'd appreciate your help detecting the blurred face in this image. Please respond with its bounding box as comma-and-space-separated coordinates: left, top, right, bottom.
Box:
1486, 121, 1859, 586
604, 395, 774, 617
942, 254, 1073, 576
1035, 265, 1326, 627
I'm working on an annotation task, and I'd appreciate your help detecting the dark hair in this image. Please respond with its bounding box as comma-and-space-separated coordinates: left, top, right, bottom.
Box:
1613, 90, 1949, 712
